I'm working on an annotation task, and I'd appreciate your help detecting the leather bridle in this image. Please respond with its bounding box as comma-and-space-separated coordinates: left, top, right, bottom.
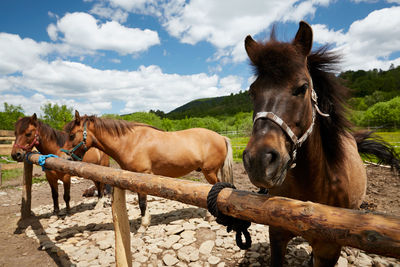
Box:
253, 83, 329, 168
13, 130, 40, 152
60, 122, 88, 161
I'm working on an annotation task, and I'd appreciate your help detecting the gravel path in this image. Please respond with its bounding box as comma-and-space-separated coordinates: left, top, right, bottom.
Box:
17, 178, 400, 267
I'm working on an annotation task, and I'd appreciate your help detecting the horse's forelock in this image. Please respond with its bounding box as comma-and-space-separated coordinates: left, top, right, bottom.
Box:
250, 41, 304, 82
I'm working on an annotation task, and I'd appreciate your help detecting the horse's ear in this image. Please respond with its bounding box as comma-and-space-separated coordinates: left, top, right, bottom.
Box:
293, 21, 313, 56
74, 110, 81, 124
30, 113, 37, 122
245, 35, 261, 65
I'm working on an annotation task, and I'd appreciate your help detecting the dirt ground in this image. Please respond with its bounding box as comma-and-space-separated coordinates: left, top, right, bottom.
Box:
0, 162, 399, 266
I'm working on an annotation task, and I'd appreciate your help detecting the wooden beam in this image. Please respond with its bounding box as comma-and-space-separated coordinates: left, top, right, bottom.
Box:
25, 153, 400, 259
112, 187, 132, 267
21, 160, 33, 218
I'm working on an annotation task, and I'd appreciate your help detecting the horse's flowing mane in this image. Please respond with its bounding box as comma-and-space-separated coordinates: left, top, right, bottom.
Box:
16, 117, 68, 148
308, 46, 352, 162
249, 31, 352, 163
64, 115, 163, 137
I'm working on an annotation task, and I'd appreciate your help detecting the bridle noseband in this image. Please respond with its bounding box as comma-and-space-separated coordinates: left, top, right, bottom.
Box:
60, 122, 88, 161
253, 84, 329, 168
13, 130, 40, 152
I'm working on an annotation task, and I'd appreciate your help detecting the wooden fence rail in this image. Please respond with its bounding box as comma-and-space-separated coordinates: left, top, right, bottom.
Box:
22, 153, 400, 266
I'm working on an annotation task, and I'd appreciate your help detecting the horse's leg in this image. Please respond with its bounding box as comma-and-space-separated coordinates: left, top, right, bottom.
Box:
62, 175, 71, 213
138, 193, 150, 230
202, 169, 219, 184
269, 227, 294, 267
310, 241, 341, 267
47, 174, 60, 214
95, 182, 104, 198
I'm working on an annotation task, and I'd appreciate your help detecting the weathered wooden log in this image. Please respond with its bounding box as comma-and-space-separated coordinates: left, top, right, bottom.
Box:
112, 187, 132, 267
26, 154, 400, 259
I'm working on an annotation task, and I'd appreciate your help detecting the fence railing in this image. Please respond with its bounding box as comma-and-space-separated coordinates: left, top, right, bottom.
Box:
21, 154, 400, 266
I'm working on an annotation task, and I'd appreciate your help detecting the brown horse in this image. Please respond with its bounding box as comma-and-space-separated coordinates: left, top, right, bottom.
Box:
242, 21, 400, 266
63, 110, 234, 227
11, 114, 110, 214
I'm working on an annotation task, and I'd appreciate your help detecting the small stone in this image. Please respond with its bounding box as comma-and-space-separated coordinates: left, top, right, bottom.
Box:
163, 253, 179, 266
180, 230, 196, 240
172, 243, 183, 250
215, 239, 224, 247
208, 256, 220, 265
336, 256, 348, 267
163, 235, 181, 249
199, 240, 215, 255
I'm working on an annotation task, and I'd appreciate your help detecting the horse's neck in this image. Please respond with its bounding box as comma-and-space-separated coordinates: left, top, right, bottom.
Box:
295, 127, 330, 186
91, 128, 135, 165
36, 128, 61, 155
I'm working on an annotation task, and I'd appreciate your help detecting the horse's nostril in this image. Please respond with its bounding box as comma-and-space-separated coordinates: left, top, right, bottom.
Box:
264, 149, 279, 166
243, 150, 250, 167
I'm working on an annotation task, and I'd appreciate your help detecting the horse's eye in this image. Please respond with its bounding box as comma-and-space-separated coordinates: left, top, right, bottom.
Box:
25, 133, 32, 137
293, 83, 309, 96
69, 134, 76, 141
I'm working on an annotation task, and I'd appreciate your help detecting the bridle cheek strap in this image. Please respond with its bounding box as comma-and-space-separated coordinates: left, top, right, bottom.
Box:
60, 122, 88, 161
253, 88, 328, 168
13, 131, 40, 152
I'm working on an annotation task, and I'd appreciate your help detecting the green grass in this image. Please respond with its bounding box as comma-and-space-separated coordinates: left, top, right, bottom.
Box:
230, 136, 249, 162
1, 168, 47, 184
229, 131, 400, 163
1, 168, 23, 181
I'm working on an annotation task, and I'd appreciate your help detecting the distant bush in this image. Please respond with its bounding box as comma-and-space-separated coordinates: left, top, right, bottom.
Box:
359, 97, 400, 128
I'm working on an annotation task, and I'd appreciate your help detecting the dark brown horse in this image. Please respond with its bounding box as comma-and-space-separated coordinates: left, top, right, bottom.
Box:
63, 111, 234, 228
11, 114, 110, 214
242, 21, 399, 266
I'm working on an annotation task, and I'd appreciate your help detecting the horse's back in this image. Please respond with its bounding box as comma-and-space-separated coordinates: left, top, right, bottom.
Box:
133, 127, 228, 177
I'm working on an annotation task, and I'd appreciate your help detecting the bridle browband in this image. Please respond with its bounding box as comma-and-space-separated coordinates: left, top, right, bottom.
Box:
13, 130, 40, 152
253, 82, 329, 168
60, 122, 88, 161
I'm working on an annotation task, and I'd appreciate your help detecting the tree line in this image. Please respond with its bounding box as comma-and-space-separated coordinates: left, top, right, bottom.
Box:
0, 102, 253, 136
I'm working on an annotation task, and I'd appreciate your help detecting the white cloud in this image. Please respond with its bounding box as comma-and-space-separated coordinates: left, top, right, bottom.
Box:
312, 6, 400, 70
90, 4, 129, 23
0, 57, 244, 114
103, 0, 335, 63
0, 93, 112, 116
0, 33, 51, 75
48, 12, 160, 55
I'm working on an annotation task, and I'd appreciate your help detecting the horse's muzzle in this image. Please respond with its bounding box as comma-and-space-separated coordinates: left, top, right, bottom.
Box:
243, 148, 289, 189
11, 150, 25, 162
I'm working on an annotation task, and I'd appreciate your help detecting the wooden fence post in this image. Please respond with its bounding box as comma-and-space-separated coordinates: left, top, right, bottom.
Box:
112, 187, 132, 267
21, 160, 33, 218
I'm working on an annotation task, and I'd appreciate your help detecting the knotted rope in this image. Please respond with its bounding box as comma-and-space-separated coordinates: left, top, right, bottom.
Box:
207, 182, 252, 250
26, 152, 58, 171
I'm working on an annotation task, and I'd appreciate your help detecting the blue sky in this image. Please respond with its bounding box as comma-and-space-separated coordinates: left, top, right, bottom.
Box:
1, 0, 399, 116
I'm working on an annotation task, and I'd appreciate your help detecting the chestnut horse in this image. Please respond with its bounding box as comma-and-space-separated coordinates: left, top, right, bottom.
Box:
11, 114, 110, 214
242, 21, 400, 266
63, 111, 234, 227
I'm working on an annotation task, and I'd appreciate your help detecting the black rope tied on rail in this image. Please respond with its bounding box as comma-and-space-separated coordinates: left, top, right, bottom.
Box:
207, 182, 252, 250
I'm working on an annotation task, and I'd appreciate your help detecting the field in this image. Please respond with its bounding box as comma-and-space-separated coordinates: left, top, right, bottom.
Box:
229, 131, 400, 162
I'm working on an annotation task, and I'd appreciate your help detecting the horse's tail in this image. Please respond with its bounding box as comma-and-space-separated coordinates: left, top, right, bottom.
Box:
354, 130, 400, 173
220, 137, 234, 184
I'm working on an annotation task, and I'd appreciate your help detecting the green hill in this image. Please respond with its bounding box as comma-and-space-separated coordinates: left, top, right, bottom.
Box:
166, 90, 252, 119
